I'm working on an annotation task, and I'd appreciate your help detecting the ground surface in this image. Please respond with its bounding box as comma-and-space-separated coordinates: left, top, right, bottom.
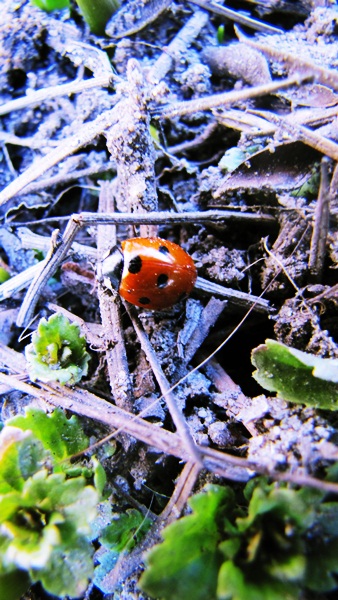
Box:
0, 0, 338, 598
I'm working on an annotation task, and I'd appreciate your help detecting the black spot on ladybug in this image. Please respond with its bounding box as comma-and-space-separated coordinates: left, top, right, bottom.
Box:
159, 245, 170, 255
139, 297, 151, 305
157, 274, 169, 288
128, 255, 142, 274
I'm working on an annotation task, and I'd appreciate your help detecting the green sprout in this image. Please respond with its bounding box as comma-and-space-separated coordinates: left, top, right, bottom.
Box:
25, 313, 91, 386
217, 24, 225, 45
0, 267, 10, 283
75, 0, 120, 35
31, 0, 70, 12
30, 0, 120, 35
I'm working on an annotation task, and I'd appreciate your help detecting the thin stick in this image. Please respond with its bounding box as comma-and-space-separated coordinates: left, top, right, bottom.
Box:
16, 218, 82, 327
0, 260, 47, 302
97, 182, 134, 411
1, 368, 338, 494
15, 209, 275, 228
160, 462, 200, 521
195, 276, 271, 313
189, 0, 283, 34
0, 75, 113, 117
158, 75, 309, 119
124, 302, 202, 466
308, 157, 331, 281
13, 163, 115, 197
16, 210, 274, 327
182, 297, 227, 365
147, 8, 209, 84
271, 115, 338, 161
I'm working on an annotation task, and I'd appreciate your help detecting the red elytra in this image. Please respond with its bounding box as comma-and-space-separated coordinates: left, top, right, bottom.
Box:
117, 237, 197, 310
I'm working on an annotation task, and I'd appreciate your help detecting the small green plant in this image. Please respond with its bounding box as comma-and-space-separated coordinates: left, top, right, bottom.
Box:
8, 407, 90, 473
217, 24, 225, 45
25, 312, 91, 385
251, 338, 338, 409
0, 267, 10, 283
31, 0, 70, 11
30, 0, 119, 35
0, 408, 100, 599
75, 0, 120, 35
94, 508, 152, 593
291, 166, 320, 198
139, 480, 338, 600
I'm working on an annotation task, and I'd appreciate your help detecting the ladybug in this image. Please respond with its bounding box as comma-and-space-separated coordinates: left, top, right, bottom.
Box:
101, 237, 197, 310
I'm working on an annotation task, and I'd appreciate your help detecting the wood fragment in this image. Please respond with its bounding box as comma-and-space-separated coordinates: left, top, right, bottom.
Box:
96, 181, 134, 411
0, 75, 114, 117
105, 59, 158, 237
182, 297, 227, 364
147, 9, 209, 84
308, 157, 331, 281
158, 75, 310, 119
189, 0, 283, 34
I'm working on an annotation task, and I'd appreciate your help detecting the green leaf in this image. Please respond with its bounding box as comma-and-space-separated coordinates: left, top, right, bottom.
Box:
238, 485, 310, 532
251, 339, 338, 409
305, 537, 338, 592
100, 509, 151, 553
0, 465, 98, 596
31, 0, 70, 11
218, 148, 246, 173
0, 427, 47, 494
217, 561, 299, 600
75, 0, 120, 35
25, 313, 91, 385
313, 501, 338, 537
291, 167, 320, 199
0, 414, 102, 599
0, 569, 31, 600
92, 456, 107, 495
140, 485, 232, 600
0, 268, 10, 283
140, 480, 338, 600
217, 24, 225, 45
267, 553, 305, 581
95, 509, 152, 593
0, 492, 25, 522
8, 408, 88, 469
30, 536, 94, 597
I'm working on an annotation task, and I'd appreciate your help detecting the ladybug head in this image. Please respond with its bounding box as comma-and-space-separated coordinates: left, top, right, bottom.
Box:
100, 245, 124, 292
